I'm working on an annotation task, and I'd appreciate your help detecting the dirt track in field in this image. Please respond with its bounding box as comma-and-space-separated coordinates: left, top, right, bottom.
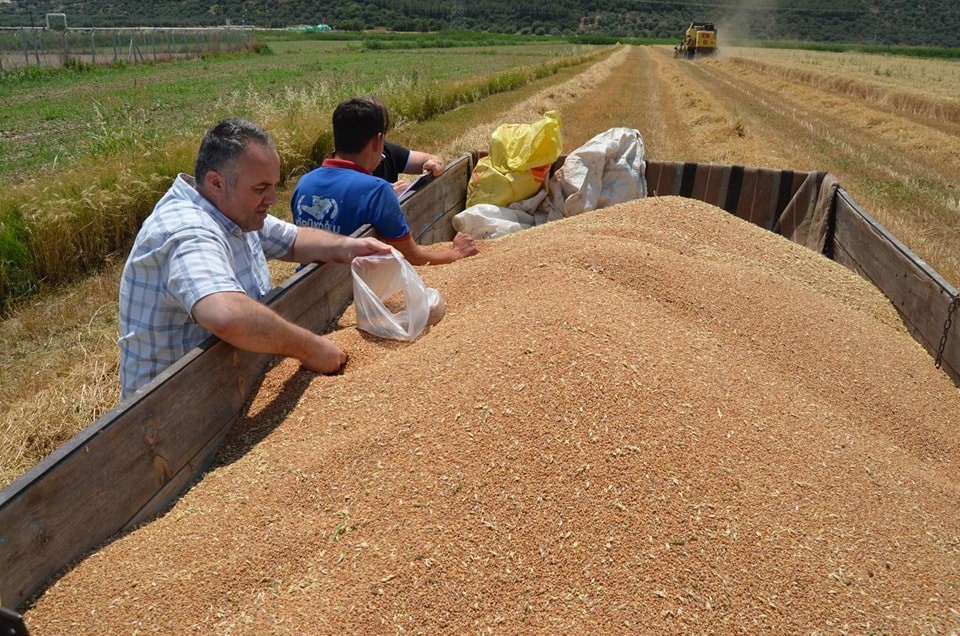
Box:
632, 46, 960, 290
22, 45, 960, 634
427, 44, 959, 289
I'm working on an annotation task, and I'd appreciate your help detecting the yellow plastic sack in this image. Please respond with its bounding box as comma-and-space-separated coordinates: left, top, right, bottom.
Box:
467, 111, 562, 208
489, 110, 562, 173
467, 158, 551, 208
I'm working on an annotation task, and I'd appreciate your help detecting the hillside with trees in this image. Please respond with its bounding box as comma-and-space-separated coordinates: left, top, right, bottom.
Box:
0, 0, 957, 48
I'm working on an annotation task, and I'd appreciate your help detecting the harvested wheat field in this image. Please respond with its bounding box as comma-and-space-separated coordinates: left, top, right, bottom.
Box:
25, 197, 960, 634
590, 46, 960, 291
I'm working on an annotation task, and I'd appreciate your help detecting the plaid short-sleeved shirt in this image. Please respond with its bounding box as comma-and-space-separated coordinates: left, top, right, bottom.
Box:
118, 174, 297, 399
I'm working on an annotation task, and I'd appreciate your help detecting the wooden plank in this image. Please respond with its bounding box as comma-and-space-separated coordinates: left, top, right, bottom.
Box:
746, 168, 780, 229
831, 189, 959, 384
737, 168, 761, 226
692, 163, 727, 210
646, 164, 957, 383
0, 339, 269, 609
647, 163, 822, 235
645, 161, 679, 197
0, 255, 358, 609
128, 421, 234, 527
645, 161, 664, 195
768, 168, 794, 229
407, 153, 474, 245
269, 261, 354, 333
687, 163, 711, 201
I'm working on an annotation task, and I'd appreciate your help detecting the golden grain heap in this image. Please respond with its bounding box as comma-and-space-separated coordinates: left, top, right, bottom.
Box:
26, 197, 960, 634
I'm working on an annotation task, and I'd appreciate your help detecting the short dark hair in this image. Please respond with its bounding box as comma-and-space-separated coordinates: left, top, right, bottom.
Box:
194, 118, 276, 188
332, 96, 391, 154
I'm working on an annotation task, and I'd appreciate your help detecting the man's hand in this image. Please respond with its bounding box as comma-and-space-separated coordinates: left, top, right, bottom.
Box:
344, 236, 393, 260
453, 231, 478, 258
391, 180, 409, 197
422, 157, 445, 176
299, 334, 348, 374
407, 150, 446, 177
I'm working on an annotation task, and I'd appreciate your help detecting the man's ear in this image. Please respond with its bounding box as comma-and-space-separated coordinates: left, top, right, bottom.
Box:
202, 169, 227, 199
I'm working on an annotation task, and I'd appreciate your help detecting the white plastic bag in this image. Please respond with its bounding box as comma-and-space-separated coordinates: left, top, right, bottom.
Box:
452, 189, 547, 239
351, 249, 444, 341
452, 203, 534, 239
538, 127, 647, 218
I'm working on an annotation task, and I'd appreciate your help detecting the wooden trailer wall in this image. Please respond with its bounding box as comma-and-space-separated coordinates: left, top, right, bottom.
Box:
0, 258, 356, 610
645, 160, 959, 386
0, 155, 476, 610
830, 189, 959, 386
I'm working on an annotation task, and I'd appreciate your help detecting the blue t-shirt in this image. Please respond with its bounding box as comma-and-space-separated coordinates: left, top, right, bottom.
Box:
291, 158, 411, 241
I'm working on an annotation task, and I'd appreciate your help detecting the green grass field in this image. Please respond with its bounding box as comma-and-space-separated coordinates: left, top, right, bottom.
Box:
0, 35, 603, 307
1, 37, 591, 183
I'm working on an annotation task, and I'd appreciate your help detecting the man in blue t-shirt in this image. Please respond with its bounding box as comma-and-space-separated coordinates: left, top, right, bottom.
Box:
291, 96, 477, 266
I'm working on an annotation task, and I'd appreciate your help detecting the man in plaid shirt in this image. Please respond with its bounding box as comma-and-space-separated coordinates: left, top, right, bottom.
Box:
118, 118, 390, 400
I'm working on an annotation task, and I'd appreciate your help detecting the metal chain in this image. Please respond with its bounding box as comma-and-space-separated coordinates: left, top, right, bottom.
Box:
935, 295, 960, 369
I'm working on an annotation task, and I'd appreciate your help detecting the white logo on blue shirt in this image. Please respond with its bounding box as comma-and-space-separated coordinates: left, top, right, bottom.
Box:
296, 194, 340, 233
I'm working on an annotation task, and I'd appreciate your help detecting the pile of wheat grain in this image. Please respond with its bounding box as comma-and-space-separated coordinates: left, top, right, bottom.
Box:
25, 197, 960, 634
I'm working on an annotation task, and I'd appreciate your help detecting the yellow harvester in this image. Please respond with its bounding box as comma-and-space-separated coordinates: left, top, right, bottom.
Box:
675, 21, 718, 59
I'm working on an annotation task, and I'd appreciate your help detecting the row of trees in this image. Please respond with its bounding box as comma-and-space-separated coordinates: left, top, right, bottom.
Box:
0, 0, 956, 47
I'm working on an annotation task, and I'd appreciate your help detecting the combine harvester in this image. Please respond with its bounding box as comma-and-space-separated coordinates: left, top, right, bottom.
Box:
675, 21, 718, 58
0, 153, 957, 617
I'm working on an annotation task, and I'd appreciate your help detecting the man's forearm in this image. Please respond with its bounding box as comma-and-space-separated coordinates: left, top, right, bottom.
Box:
405, 245, 461, 266
193, 292, 318, 358
285, 227, 349, 264
285, 228, 392, 264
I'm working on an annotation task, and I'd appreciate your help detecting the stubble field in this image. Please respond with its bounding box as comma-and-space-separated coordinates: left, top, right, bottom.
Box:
415, 43, 960, 288
10, 44, 960, 633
